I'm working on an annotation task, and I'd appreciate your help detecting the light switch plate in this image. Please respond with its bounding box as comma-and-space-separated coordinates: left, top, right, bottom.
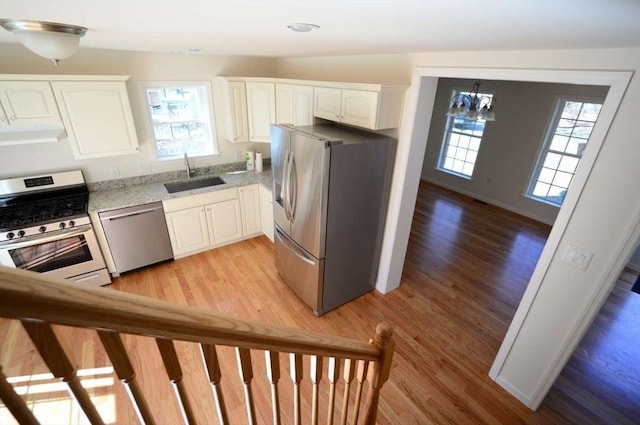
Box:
562, 245, 594, 271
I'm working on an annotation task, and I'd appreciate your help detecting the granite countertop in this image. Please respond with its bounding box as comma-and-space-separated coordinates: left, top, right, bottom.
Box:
88, 163, 273, 213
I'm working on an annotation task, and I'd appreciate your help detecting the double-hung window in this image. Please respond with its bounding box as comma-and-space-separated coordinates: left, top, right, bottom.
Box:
526, 98, 602, 206
437, 89, 492, 178
144, 82, 217, 160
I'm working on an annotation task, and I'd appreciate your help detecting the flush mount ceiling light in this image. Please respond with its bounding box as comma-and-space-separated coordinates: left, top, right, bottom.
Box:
286, 23, 320, 33
446, 81, 496, 121
0, 19, 87, 65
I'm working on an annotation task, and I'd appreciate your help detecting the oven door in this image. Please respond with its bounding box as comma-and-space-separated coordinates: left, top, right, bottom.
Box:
0, 224, 107, 282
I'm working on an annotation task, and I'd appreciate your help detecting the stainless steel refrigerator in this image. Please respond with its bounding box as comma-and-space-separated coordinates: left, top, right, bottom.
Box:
271, 123, 396, 315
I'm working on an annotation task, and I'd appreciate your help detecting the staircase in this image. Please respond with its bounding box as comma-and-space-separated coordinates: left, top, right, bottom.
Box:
0, 266, 394, 424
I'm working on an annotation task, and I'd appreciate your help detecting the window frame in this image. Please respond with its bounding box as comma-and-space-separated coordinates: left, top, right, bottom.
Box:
142, 81, 219, 161
525, 95, 604, 207
436, 87, 493, 180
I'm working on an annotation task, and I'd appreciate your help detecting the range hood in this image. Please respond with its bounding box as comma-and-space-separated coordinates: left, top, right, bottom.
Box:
0, 123, 67, 145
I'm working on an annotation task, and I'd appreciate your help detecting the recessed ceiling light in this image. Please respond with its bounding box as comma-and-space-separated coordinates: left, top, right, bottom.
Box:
287, 23, 320, 33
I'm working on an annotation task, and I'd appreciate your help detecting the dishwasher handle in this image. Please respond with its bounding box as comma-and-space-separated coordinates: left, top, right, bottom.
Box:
101, 206, 162, 222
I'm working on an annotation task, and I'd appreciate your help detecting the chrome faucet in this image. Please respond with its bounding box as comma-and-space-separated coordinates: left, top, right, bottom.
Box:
184, 152, 195, 179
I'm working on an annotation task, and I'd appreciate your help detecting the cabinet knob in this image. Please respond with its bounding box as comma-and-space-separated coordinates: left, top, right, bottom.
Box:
10, 115, 16, 121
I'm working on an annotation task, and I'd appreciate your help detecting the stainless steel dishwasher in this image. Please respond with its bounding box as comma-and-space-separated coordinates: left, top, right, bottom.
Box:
99, 202, 173, 274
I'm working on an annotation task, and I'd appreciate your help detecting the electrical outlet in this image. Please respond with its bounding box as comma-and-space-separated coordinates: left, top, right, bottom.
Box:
109, 167, 120, 178
139, 162, 152, 174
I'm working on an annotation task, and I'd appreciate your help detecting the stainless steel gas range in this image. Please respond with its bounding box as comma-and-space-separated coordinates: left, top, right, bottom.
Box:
0, 170, 111, 286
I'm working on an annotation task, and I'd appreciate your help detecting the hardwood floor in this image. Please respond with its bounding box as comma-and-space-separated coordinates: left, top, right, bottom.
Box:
1, 180, 637, 424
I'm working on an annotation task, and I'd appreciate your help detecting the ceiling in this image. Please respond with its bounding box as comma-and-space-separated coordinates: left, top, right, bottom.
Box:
0, 0, 639, 58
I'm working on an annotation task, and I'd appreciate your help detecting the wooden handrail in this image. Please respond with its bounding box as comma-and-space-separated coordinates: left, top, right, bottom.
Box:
0, 267, 379, 360
0, 266, 395, 424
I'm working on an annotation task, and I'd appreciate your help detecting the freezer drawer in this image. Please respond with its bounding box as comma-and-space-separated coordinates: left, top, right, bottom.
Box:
275, 225, 324, 314
99, 202, 174, 273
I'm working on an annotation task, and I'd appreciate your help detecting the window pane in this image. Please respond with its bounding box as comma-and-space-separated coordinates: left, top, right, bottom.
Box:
565, 138, 585, 155
572, 121, 594, 139
458, 135, 470, 149
561, 101, 582, 120
449, 133, 460, 147
453, 159, 465, 173
469, 138, 481, 151
552, 171, 573, 188
549, 135, 569, 152
543, 152, 562, 169
556, 119, 575, 136
463, 162, 475, 175
578, 103, 602, 121
466, 150, 477, 163
533, 182, 550, 197
558, 155, 579, 173
538, 167, 555, 184
446, 146, 457, 159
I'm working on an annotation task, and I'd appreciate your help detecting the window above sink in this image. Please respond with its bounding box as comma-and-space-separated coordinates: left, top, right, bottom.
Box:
143, 81, 219, 161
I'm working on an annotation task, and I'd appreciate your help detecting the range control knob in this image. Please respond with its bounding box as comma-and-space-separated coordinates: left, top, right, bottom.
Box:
17, 230, 25, 238
68, 220, 76, 228
39, 226, 47, 233
59, 222, 66, 230
6, 232, 14, 240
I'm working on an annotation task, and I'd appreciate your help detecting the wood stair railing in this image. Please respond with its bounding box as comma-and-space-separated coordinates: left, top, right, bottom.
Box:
0, 266, 395, 424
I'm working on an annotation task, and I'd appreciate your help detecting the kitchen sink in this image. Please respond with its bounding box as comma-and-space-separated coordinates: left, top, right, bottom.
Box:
164, 176, 226, 193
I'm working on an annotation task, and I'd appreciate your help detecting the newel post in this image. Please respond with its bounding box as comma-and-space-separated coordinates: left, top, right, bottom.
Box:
362, 322, 395, 424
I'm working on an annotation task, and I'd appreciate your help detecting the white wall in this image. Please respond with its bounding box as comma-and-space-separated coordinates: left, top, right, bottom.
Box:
275, 48, 640, 408
0, 44, 277, 182
421, 78, 608, 224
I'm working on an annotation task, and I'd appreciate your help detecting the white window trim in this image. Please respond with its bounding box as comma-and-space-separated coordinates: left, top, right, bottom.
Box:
524, 94, 604, 207
141, 80, 219, 162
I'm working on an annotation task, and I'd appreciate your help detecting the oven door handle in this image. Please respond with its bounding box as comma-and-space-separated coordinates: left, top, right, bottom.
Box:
1, 225, 91, 249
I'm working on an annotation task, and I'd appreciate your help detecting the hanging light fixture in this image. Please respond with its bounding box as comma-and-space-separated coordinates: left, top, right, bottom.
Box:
446, 81, 496, 121
0, 19, 87, 65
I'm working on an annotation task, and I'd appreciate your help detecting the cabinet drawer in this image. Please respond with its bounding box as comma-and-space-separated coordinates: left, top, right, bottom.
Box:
163, 187, 239, 212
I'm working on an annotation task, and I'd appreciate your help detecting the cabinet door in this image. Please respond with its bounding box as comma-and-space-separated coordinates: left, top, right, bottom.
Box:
314, 87, 342, 122
206, 199, 243, 246
52, 81, 139, 158
0, 81, 61, 126
225, 81, 249, 142
246, 82, 275, 142
259, 185, 274, 242
165, 206, 210, 257
340, 89, 379, 129
239, 184, 262, 236
276, 84, 314, 126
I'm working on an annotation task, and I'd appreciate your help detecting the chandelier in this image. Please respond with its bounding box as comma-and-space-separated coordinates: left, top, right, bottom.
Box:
0, 19, 87, 65
446, 81, 496, 121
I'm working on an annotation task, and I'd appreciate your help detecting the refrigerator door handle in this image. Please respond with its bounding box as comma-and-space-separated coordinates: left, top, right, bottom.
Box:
289, 153, 297, 223
282, 151, 291, 220
275, 227, 315, 266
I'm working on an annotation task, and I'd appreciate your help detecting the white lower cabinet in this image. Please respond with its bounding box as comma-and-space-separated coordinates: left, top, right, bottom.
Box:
206, 199, 243, 246
165, 206, 210, 257
163, 185, 267, 259
259, 185, 274, 242
239, 185, 262, 236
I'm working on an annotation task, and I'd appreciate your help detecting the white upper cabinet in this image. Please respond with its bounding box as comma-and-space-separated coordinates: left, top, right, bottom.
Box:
0, 81, 62, 127
276, 83, 314, 126
313, 85, 405, 130
52, 79, 139, 159
245, 81, 276, 143
220, 79, 249, 143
